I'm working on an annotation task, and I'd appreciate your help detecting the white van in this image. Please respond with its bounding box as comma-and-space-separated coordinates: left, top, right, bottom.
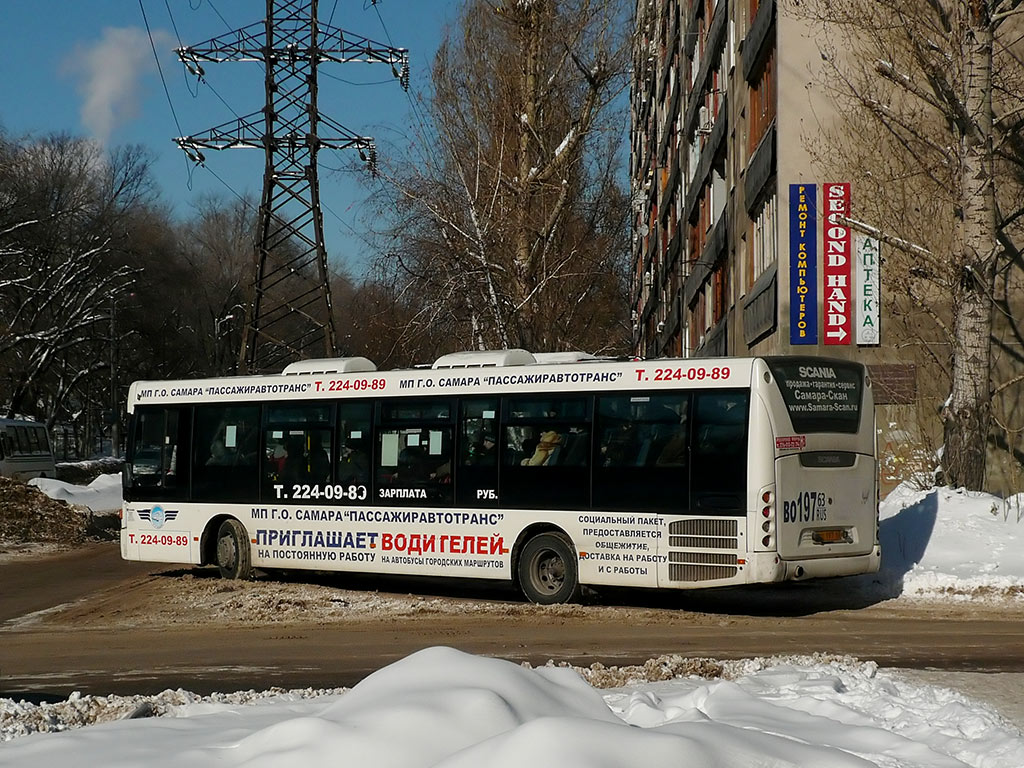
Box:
0, 418, 57, 480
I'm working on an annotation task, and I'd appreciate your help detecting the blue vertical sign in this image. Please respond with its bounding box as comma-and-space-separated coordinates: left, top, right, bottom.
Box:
789, 184, 818, 344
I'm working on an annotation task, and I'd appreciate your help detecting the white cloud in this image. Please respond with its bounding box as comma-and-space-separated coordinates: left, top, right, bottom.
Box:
64, 26, 171, 145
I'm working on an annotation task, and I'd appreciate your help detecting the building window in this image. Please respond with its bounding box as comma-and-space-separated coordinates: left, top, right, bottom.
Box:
748, 49, 776, 154
713, 262, 730, 324
750, 191, 778, 283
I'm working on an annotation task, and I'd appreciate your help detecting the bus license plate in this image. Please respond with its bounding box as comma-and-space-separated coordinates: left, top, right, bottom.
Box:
812, 528, 848, 544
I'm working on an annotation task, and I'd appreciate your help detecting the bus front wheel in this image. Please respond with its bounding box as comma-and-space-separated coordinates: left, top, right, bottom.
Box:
216, 519, 252, 580
517, 532, 580, 605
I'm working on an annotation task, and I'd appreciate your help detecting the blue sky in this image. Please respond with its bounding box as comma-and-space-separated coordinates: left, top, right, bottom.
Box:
0, 0, 461, 275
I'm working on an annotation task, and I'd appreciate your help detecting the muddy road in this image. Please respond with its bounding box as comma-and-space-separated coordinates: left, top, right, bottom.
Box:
2, 542, 1022, 700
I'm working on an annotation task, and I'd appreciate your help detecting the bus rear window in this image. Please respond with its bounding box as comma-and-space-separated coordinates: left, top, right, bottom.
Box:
766, 358, 863, 434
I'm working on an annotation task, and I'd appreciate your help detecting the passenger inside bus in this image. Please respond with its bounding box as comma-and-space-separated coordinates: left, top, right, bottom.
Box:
655, 424, 689, 466
521, 430, 562, 466
467, 432, 497, 466
308, 434, 330, 484
281, 436, 308, 485
338, 438, 369, 485
206, 439, 229, 465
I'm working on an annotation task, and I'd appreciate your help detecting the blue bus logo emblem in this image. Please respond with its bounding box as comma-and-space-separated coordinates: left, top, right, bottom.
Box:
137, 506, 177, 529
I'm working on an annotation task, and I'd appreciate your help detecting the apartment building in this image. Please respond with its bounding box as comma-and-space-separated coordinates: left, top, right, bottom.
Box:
632, 0, 894, 354
629, 0, 923, 492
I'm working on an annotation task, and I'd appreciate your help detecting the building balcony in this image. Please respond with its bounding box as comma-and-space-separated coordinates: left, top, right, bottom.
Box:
742, 0, 775, 84
684, 201, 729, 309
695, 314, 728, 358
682, 0, 728, 135
744, 121, 775, 214
683, 93, 728, 223
741, 260, 778, 346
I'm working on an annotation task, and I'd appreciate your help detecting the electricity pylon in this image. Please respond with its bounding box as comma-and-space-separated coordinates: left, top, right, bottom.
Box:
175, 0, 408, 373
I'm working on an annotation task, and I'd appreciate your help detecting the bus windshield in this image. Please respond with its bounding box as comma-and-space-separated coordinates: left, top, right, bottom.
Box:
765, 358, 863, 434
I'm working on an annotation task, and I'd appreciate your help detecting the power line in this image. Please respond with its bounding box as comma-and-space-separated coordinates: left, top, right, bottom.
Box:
139, 0, 185, 139
174, 1, 409, 373
139, 0, 199, 187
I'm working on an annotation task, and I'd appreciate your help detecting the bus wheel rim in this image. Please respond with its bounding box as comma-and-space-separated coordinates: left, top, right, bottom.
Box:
218, 535, 237, 569
535, 550, 565, 593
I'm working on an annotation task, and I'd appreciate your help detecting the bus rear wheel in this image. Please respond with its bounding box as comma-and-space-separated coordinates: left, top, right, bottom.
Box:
517, 532, 580, 605
216, 519, 252, 580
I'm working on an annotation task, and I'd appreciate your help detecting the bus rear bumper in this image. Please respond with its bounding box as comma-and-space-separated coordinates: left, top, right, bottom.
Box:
782, 545, 881, 580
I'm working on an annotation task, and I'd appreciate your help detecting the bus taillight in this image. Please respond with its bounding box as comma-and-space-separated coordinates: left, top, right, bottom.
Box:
757, 485, 776, 550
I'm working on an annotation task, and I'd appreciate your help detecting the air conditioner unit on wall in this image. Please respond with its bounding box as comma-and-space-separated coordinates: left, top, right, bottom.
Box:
697, 105, 712, 136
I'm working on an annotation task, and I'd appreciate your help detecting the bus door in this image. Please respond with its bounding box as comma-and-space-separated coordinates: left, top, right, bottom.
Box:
125, 406, 191, 501
456, 398, 499, 508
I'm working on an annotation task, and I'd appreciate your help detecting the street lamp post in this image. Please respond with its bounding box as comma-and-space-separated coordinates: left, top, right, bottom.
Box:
110, 296, 118, 458
215, 304, 245, 375
109, 290, 136, 459
214, 314, 235, 337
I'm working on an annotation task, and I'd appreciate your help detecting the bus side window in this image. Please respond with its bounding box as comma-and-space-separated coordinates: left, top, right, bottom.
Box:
25, 428, 40, 454
376, 400, 454, 507
261, 402, 335, 497
456, 398, 499, 507
336, 401, 372, 501
500, 396, 590, 510
690, 391, 749, 512
14, 427, 29, 455
595, 393, 689, 513
192, 405, 259, 502
127, 406, 190, 500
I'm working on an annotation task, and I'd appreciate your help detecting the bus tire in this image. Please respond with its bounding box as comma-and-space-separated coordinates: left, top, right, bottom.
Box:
216, 519, 252, 580
517, 532, 580, 605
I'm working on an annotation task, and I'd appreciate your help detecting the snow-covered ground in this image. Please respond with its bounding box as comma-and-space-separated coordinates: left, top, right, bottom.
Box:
1, 479, 1022, 766
864, 484, 1024, 601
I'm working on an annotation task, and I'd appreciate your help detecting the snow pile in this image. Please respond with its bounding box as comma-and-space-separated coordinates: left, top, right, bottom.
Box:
0, 648, 1020, 767
871, 484, 1024, 601
28, 472, 122, 514
0, 686, 346, 743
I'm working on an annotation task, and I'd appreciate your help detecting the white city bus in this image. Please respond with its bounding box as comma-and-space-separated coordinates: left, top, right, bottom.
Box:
120, 351, 880, 603
0, 418, 57, 481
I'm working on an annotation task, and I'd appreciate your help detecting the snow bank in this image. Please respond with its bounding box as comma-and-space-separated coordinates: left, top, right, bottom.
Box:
28, 473, 122, 514
1, 648, 1021, 767
873, 484, 1024, 601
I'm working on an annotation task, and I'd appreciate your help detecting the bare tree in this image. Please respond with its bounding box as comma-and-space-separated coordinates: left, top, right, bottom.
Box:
802, 0, 1024, 490
175, 196, 259, 375
365, 0, 632, 360
0, 133, 139, 428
